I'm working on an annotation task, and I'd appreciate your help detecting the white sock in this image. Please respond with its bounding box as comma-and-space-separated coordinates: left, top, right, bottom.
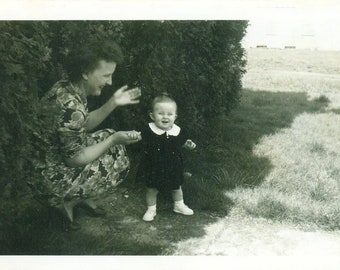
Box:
147, 204, 156, 211
174, 200, 184, 206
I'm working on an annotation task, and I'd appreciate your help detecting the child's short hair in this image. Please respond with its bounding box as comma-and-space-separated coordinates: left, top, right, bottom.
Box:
151, 92, 177, 111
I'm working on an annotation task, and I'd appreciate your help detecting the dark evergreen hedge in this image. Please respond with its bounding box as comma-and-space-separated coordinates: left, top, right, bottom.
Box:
0, 20, 248, 198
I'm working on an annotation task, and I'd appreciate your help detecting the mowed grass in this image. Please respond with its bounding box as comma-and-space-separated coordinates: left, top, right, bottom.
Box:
220, 48, 340, 231
243, 48, 340, 109
244, 48, 340, 74
226, 111, 340, 230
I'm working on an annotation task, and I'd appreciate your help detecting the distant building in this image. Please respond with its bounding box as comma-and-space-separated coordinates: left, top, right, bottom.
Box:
242, 20, 340, 51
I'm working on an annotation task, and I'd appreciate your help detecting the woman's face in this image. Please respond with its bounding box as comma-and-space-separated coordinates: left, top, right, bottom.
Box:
150, 101, 177, 131
82, 60, 117, 96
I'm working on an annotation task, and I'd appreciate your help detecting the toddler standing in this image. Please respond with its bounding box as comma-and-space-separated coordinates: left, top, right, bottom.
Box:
137, 93, 196, 221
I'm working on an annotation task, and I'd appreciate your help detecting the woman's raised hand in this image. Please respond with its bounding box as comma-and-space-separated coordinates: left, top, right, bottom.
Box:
113, 85, 141, 106
111, 130, 142, 145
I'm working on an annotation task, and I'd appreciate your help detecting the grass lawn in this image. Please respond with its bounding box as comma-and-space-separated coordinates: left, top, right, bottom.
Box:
226, 49, 340, 232
184, 89, 329, 219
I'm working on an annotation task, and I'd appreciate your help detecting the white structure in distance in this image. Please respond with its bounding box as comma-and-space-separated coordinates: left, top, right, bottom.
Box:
242, 19, 340, 51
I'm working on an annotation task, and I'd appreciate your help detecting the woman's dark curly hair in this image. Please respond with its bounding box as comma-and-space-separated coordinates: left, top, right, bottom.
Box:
65, 40, 124, 82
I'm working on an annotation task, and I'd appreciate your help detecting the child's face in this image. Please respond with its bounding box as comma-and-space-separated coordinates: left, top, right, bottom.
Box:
150, 101, 177, 131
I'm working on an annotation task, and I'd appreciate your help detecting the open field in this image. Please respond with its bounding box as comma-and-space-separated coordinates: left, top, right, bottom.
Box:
243, 48, 340, 109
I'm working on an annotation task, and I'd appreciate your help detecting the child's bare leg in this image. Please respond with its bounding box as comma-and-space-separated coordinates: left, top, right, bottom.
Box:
172, 186, 183, 202
146, 187, 158, 206
172, 186, 194, 215
143, 187, 158, 221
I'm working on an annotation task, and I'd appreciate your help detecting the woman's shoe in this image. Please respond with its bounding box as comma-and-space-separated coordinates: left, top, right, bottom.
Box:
81, 203, 107, 217
49, 204, 81, 231
87, 206, 107, 217
63, 203, 75, 222
53, 202, 75, 223
61, 219, 81, 232
67, 220, 81, 231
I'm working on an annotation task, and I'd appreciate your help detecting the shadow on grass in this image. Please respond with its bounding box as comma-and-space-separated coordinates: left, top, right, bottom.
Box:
184, 89, 328, 208
0, 89, 328, 255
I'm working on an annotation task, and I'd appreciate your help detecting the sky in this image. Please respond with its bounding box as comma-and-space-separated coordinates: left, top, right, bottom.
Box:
242, 1, 340, 50
243, 19, 340, 50
1, 0, 340, 50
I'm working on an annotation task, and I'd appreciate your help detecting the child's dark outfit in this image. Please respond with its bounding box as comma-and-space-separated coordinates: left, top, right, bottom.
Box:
137, 122, 189, 191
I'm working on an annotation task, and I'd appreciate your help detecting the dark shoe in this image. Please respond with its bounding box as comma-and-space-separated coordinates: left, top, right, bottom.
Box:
48, 206, 79, 231
90, 206, 106, 217
83, 205, 107, 217
68, 221, 81, 231
62, 220, 81, 232
59, 216, 81, 232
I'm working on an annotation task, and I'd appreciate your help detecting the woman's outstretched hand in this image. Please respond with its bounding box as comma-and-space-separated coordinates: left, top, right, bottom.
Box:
113, 85, 141, 106
111, 130, 142, 145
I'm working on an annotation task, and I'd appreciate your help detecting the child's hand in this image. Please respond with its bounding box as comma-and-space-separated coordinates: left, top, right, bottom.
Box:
112, 131, 141, 145
184, 139, 196, 150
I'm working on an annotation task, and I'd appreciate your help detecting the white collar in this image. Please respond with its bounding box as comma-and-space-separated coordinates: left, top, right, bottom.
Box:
148, 122, 181, 136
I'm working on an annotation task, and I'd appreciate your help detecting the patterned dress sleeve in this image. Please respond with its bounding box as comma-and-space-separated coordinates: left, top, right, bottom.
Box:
57, 96, 87, 159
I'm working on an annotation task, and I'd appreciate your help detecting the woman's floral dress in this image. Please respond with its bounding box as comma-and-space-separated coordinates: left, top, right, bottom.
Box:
35, 80, 130, 207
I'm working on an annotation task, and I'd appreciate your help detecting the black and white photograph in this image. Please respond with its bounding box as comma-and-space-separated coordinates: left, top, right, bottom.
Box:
0, 1, 339, 269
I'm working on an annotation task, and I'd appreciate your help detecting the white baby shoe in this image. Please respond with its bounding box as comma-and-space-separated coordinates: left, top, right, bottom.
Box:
173, 202, 194, 215
143, 208, 157, 221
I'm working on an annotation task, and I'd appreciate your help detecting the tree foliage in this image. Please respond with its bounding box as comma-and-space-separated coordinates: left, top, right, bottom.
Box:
118, 21, 248, 132
0, 21, 51, 193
